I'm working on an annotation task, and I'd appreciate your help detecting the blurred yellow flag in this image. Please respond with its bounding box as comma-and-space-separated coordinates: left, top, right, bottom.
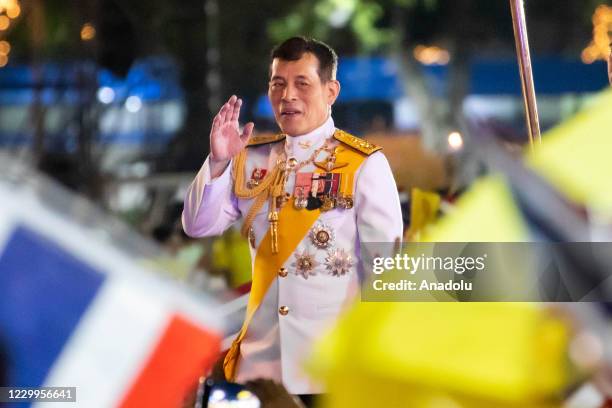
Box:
527, 89, 612, 216
406, 188, 441, 241
308, 302, 571, 408
422, 175, 529, 243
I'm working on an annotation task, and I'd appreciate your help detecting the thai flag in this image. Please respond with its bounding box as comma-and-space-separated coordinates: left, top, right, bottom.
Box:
0, 169, 225, 408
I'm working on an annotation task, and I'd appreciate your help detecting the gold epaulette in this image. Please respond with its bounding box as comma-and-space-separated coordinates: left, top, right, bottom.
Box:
246, 133, 286, 147
333, 129, 382, 155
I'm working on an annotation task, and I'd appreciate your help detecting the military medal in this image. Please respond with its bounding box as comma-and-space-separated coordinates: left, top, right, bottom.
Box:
294, 187, 308, 209
292, 249, 319, 280
310, 223, 335, 249
293, 173, 312, 210
344, 196, 354, 209
247, 168, 267, 189
288, 140, 343, 212
320, 196, 334, 211
338, 195, 353, 209
319, 173, 336, 211
295, 196, 308, 210
335, 170, 354, 209
325, 248, 353, 276
325, 173, 341, 211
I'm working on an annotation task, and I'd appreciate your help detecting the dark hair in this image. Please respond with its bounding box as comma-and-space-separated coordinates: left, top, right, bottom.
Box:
270, 36, 338, 82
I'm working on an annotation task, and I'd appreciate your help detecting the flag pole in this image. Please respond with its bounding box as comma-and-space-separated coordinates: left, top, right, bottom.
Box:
510, 0, 542, 147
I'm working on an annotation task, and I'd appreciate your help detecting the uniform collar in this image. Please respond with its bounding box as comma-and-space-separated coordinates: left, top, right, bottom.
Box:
284, 116, 335, 161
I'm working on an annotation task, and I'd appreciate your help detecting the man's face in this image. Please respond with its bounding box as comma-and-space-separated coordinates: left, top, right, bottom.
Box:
268, 52, 340, 136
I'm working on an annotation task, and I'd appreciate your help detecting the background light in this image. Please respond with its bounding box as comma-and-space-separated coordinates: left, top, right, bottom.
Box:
97, 87, 115, 104
447, 131, 464, 151
414, 45, 451, 66
209, 389, 226, 402
0, 15, 10, 30
80, 23, 96, 41
0, 40, 10, 55
125, 96, 142, 113
6, 3, 19, 18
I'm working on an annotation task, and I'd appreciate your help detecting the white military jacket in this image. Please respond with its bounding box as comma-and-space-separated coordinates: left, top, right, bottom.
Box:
182, 116, 402, 394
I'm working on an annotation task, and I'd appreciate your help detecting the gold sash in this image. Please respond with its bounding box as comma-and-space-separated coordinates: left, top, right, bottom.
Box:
223, 141, 368, 380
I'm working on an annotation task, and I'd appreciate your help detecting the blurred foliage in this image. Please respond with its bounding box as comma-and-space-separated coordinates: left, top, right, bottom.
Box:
266, 0, 611, 55
268, 0, 395, 53
6, 0, 82, 60
5, 0, 610, 81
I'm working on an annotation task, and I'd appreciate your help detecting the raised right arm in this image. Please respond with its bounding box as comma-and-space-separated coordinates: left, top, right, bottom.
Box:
182, 95, 254, 237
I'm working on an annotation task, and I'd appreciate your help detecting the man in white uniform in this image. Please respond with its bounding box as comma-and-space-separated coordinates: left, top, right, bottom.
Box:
182, 37, 402, 397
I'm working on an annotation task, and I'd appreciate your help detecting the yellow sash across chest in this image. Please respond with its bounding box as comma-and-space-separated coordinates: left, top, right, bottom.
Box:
223, 141, 368, 381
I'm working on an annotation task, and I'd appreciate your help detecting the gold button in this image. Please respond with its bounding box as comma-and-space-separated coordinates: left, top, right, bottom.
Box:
278, 267, 288, 277
279, 306, 289, 316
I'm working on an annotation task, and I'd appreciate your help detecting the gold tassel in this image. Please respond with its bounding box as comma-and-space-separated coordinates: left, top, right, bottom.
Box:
267, 165, 287, 254
268, 210, 279, 254
233, 147, 289, 253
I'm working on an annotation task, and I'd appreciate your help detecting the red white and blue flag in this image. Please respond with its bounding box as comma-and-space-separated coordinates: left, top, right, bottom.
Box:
0, 174, 224, 408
